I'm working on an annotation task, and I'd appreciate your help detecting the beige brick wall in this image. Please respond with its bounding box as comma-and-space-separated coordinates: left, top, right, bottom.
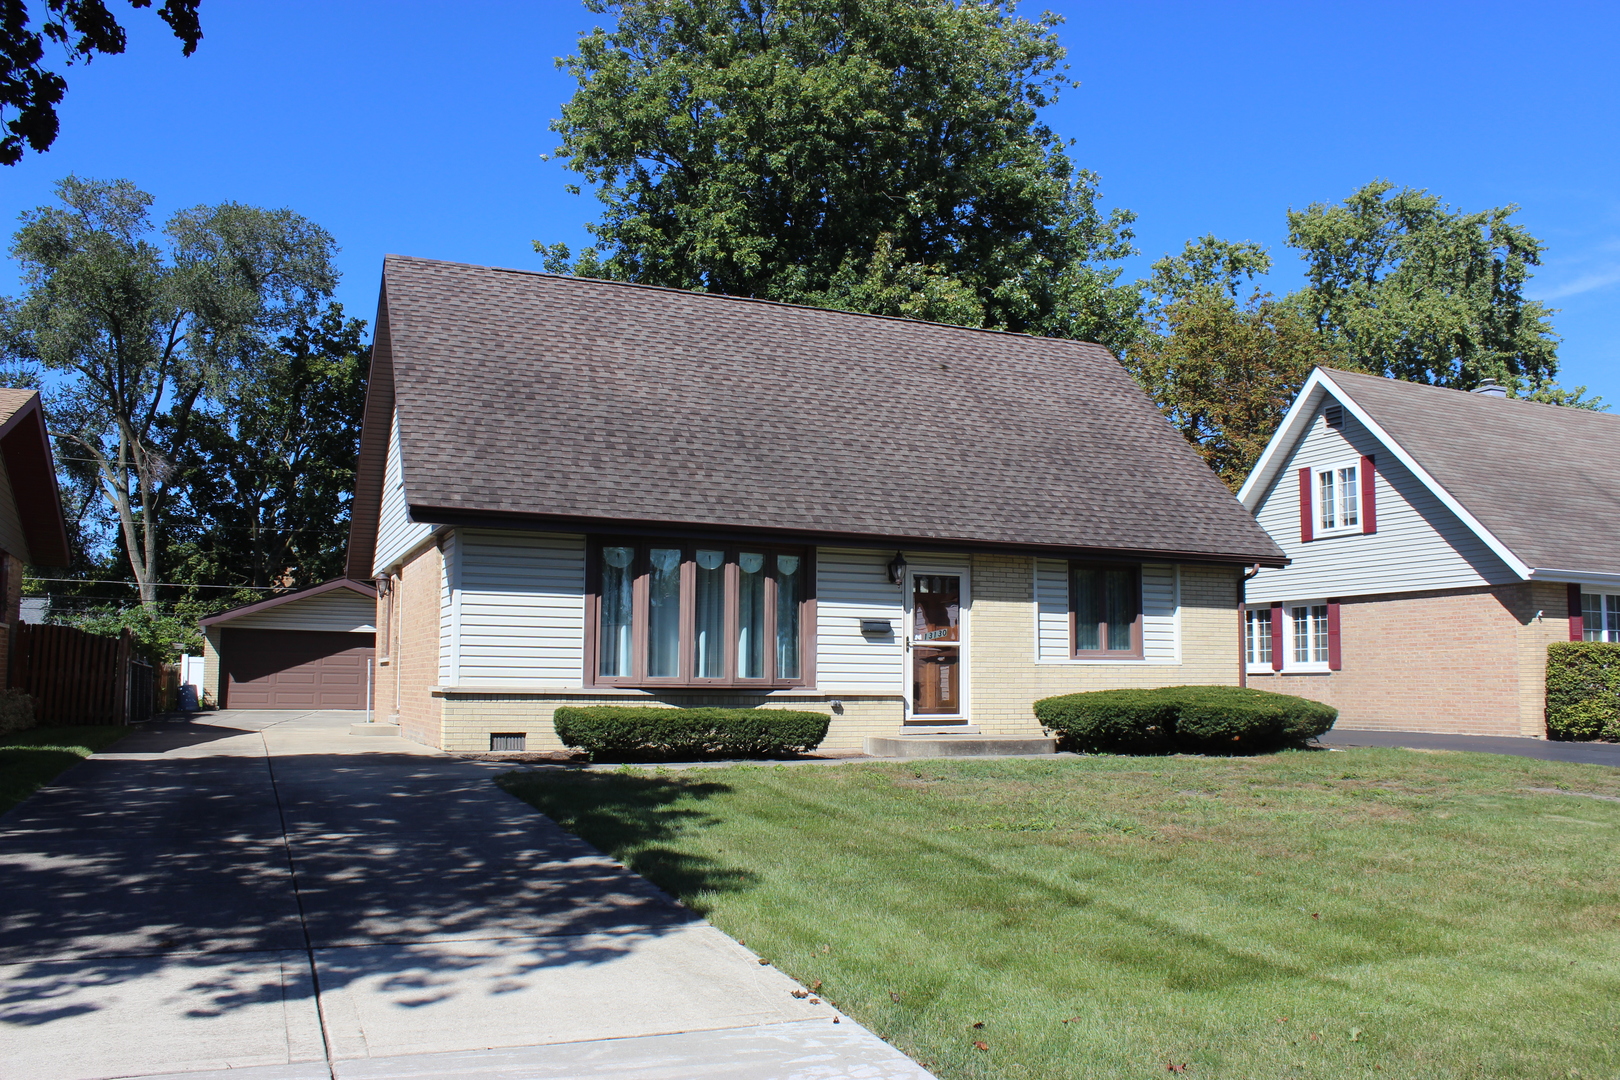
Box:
1246, 582, 1562, 737
377, 541, 443, 747
414, 552, 1245, 754
438, 692, 905, 754
968, 554, 1242, 732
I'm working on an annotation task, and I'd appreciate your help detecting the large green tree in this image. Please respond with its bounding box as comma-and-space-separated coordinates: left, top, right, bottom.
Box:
165, 303, 369, 593
1127, 235, 1346, 489
1, 176, 339, 604
1286, 180, 1560, 391
0, 1, 202, 164
541, 0, 1141, 349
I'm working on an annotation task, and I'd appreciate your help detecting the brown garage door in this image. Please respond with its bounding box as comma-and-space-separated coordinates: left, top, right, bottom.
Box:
222, 629, 375, 710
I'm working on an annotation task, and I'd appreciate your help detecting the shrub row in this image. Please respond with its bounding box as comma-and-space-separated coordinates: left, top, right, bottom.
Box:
0, 689, 36, 736
1546, 641, 1620, 741
553, 706, 830, 760
1033, 685, 1337, 754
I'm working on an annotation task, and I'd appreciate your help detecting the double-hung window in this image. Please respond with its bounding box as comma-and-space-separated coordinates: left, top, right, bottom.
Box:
1582, 593, 1620, 642
1288, 602, 1331, 670
1070, 562, 1142, 658
1244, 608, 1273, 670
591, 540, 811, 687
1315, 463, 1359, 534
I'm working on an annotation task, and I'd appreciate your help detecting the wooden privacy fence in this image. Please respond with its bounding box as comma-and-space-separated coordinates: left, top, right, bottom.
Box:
8, 623, 154, 725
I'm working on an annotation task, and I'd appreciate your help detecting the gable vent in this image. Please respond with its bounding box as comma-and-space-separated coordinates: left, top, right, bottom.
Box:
1323, 404, 1344, 428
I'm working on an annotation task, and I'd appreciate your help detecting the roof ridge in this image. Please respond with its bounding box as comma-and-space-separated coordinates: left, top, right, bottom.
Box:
381, 253, 1108, 352
1324, 366, 1617, 419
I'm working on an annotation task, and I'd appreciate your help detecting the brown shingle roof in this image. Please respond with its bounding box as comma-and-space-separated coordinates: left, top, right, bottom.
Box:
1325, 368, 1620, 576
348, 256, 1284, 571
0, 388, 69, 566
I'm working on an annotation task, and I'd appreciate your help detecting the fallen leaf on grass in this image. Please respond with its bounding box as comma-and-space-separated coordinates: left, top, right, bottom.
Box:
811, 980, 823, 991
971, 1021, 984, 1029
1311, 913, 1320, 919
1062, 1017, 1083, 1024
890, 991, 902, 1003
973, 1041, 989, 1051
1166, 1063, 1187, 1073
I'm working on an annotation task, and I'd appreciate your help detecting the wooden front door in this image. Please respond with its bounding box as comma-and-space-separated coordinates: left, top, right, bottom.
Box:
910, 573, 963, 717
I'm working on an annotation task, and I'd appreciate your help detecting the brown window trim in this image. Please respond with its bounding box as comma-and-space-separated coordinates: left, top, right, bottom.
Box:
585, 538, 816, 689
1069, 560, 1144, 659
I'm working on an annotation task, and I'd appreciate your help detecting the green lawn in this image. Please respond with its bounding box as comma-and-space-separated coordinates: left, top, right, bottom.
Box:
501, 749, 1620, 1080
0, 725, 129, 815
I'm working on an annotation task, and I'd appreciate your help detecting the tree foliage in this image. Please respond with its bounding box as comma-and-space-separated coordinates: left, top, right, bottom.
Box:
2, 176, 340, 604
165, 303, 368, 593
1128, 289, 1346, 490
1286, 180, 1560, 391
0, 0, 201, 164
542, 0, 1141, 349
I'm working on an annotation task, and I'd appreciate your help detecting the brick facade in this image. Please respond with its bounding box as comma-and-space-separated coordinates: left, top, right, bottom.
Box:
374, 540, 444, 746
413, 553, 1245, 754
1246, 582, 1564, 737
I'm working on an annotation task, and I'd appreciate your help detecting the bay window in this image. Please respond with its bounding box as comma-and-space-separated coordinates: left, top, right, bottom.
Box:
591, 540, 811, 686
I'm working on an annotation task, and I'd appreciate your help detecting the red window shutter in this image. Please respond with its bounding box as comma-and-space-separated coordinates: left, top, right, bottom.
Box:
1298, 468, 1313, 543
1360, 455, 1377, 534
1327, 601, 1342, 670
1270, 603, 1284, 671
1568, 583, 1584, 642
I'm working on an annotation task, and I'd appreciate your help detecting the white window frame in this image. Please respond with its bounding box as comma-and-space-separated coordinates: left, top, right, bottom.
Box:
1313, 461, 1361, 536
1244, 607, 1273, 674
1582, 592, 1620, 642
1285, 601, 1332, 672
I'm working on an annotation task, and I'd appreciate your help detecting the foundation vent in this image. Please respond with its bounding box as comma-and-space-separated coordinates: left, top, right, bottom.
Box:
490, 733, 527, 752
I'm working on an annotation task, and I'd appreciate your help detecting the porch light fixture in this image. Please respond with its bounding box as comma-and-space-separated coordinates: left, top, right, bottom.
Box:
886, 552, 908, 585
372, 574, 391, 597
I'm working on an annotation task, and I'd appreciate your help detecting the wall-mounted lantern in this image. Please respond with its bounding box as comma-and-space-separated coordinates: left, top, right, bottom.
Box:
886, 551, 908, 586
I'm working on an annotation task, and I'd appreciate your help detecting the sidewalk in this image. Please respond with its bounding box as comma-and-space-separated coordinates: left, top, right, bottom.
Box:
0, 711, 931, 1080
1320, 728, 1620, 767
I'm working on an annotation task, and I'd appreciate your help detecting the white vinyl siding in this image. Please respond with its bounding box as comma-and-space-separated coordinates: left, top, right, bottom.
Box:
223, 588, 376, 633
1247, 407, 1518, 604
439, 531, 456, 685
451, 531, 586, 688
374, 409, 434, 576
815, 548, 904, 692
1035, 560, 1180, 664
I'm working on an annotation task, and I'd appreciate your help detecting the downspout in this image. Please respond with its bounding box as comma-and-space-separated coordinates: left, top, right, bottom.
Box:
1240, 564, 1261, 688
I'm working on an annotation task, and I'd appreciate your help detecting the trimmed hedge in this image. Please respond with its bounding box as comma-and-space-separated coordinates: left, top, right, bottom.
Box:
553, 706, 831, 760
1546, 641, 1620, 741
0, 689, 35, 736
1033, 685, 1337, 754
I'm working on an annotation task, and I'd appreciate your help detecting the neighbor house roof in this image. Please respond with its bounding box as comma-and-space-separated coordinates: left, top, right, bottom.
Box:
1239, 367, 1620, 581
346, 256, 1285, 576
0, 389, 70, 567
199, 578, 378, 626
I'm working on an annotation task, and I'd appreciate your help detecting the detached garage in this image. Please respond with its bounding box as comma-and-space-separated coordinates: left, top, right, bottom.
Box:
200, 579, 377, 710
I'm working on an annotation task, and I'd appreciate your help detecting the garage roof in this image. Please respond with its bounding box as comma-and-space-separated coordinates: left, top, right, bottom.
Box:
200, 578, 378, 628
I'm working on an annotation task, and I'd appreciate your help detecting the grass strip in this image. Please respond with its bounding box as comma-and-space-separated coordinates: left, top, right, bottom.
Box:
501, 748, 1620, 1080
0, 725, 130, 815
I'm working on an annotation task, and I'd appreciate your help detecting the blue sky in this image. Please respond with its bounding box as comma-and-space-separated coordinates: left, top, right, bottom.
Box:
2, 0, 1616, 399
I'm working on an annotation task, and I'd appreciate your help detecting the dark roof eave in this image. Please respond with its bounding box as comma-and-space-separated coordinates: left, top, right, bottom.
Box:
407, 504, 1290, 569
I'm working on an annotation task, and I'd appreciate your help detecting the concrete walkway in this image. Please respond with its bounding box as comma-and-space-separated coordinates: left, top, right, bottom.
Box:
0, 711, 931, 1080
1321, 728, 1620, 767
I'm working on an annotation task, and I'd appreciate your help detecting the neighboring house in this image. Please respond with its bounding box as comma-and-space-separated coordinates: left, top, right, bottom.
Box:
1239, 367, 1620, 737
199, 579, 377, 709
0, 389, 70, 688
346, 256, 1285, 753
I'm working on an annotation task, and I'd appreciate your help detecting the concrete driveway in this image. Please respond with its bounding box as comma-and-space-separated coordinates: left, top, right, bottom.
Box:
0, 711, 930, 1080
